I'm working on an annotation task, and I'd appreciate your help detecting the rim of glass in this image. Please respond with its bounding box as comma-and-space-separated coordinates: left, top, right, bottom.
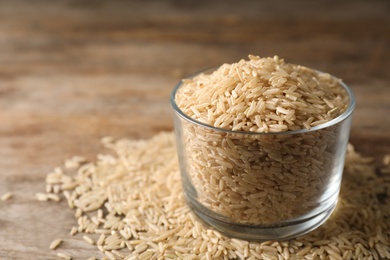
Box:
170, 68, 356, 135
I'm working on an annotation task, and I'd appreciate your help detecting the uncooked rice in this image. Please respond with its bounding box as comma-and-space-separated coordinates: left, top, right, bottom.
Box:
175, 55, 349, 133
41, 132, 390, 259
57, 252, 72, 260
83, 235, 95, 245
1, 192, 12, 201
49, 238, 63, 250
173, 56, 352, 225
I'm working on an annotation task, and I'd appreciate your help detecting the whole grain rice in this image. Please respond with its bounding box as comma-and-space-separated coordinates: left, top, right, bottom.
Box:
175, 55, 349, 133
49, 238, 63, 250
41, 132, 389, 259
57, 252, 72, 260
1, 192, 12, 201
83, 235, 95, 245
173, 56, 353, 225
35, 192, 49, 202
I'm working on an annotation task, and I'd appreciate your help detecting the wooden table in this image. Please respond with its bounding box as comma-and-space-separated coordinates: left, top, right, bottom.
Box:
0, 0, 389, 259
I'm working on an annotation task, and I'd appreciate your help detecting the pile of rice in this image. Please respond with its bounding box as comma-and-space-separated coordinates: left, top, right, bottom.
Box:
173, 56, 352, 225
175, 55, 349, 132
42, 132, 390, 260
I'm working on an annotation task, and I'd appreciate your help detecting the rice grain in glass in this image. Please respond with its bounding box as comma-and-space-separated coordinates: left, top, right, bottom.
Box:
170, 67, 355, 240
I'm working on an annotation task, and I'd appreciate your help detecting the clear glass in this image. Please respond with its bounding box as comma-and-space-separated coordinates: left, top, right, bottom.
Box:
171, 71, 355, 240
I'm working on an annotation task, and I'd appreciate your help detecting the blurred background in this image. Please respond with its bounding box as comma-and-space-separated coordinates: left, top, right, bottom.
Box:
0, 0, 389, 258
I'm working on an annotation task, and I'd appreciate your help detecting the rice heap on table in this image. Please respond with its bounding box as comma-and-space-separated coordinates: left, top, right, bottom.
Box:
43, 132, 390, 260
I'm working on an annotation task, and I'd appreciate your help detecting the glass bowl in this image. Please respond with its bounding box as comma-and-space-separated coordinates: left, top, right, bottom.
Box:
170, 69, 355, 240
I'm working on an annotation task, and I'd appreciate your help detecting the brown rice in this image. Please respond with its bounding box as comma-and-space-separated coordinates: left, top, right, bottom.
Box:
1, 192, 12, 201
49, 238, 62, 250
173, 56, 352, 225
175, 55, 349, 133
40, 132, 389, 259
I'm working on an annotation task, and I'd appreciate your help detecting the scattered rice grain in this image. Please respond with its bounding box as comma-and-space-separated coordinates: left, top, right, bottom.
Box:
36, 192, 49, 201
56, 252, 72, 260
1, 192, 12, 201
49, 239, 62, 250
41, 130, 388, 259
83, 235, 95, 245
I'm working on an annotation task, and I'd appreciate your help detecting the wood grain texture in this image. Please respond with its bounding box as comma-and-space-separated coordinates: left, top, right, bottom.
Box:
0, 0, 389, 259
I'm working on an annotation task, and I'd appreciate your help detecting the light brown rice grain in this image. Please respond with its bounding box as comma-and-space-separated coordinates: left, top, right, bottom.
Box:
57, 252, 72, 260
49, 239, 62, 250
111, 250, 125, 258
139, 250, 155, 260
96, 234, 105, 246
35, 192, 49, 201
69, 227, 78, 236
52, 185, 61, 194
1, 192, 12, 201
83, 235, 95, 245
105, 251, 116, 260
46, 184, 53, 193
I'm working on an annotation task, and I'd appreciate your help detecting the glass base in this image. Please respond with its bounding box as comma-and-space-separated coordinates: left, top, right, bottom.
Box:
186, 196, 337, 241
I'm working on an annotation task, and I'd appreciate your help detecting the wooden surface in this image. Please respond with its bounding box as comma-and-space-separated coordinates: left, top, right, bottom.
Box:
0, 0, 389, 259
